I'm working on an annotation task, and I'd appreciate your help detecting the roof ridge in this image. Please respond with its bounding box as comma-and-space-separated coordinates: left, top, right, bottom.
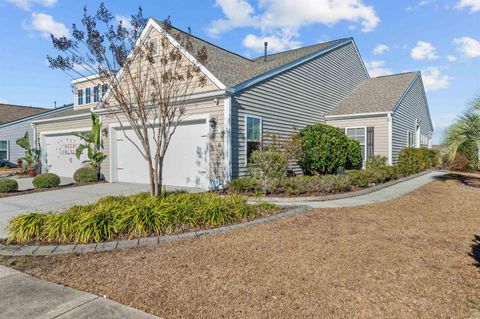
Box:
0, 103, 48, 110
372, 71, 419, 79
253, 38, 348, 60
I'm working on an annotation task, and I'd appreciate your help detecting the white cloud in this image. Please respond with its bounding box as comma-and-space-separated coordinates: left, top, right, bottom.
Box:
373, 43, 389, 55
410, 41, 438, 60
116, 15, 134, 31
28, 12, 68, 38
7, 0, 56, 11
433, 114, 457, 131
447, 55, 457, 61
0, 97, 8, 104
455, 0, 480, 12
365, 60, 393, 77
208, 0, 381, 50
243, 33, 302, 53
454, 36, 480, 58
421, 67, 452, 91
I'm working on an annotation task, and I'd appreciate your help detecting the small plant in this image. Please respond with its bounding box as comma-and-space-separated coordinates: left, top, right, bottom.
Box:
7, 212, 48, 244
228, 177, 259, 194
398, 148, 437, 175
16, 131, 39, 175
43, 210, 80, 243
73, 167, 99, 183
74, 112, 106, 174
0, 179, 18, 193
32, 173, 61, 188
74, 209, 118, 243
366, 155, 388, 169
248, 148, 288, 194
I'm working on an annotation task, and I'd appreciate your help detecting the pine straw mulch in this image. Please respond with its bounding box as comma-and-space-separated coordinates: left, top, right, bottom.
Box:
2, 174, 480, 319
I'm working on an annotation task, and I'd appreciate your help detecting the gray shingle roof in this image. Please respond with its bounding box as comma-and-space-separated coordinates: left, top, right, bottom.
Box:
36, 105, 89, 121
153, 19, 347, 88
327, 72, 419, 116
0, 104, 48, 125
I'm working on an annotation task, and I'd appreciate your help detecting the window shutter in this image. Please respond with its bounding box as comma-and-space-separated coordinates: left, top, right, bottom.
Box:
366, 127, 374, 159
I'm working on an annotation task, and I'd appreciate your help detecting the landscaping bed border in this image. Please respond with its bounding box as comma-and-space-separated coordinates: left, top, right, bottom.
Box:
249, 170, 434, 203
0, 206, 311, 256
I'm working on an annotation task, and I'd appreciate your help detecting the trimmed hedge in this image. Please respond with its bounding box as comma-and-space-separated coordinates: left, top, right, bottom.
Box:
32, 173, 61, 188
398, 148, 438, 175
7, 192, 279, 244
73, 167, 98, 183
0, 179, 19, 193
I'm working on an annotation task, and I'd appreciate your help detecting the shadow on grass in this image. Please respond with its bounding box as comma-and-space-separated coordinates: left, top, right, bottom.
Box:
434, 172, 480, 189
470, 235, 480, 267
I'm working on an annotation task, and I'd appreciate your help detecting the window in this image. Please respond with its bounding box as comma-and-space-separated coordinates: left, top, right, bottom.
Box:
101, 84, 109, 96
0, 140, 8, 160
93, 85, 99, 103
346, 127, 366, 163
407, 131, 415, 147
246, 116, 262, 163
77, 89, 83, 105
85, 87, 91, 104
149, 37, 159, 55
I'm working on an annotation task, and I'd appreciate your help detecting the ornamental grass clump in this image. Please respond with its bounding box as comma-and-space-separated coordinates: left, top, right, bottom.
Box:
7, 212, 48, 244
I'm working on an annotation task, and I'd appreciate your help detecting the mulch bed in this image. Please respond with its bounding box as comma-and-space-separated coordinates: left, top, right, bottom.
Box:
0, 181, 105, 198
2, 176, 480, 318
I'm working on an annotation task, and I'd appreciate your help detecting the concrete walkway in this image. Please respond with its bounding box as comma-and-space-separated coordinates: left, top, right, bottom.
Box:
273, 171, 445, 208
0, 265, 161, 318
0, 182, 149, 239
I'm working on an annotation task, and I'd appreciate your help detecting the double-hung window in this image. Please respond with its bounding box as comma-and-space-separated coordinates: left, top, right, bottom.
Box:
77, 89, 83, 105
407, 131, 415, 147
149, 37, 159, 56
246, 116, 262, 163
85, 87, 91, 104
93, 85, 100, 103
0, 140, 8, 160
346, 127, 366, 163
101, 84, 109, 96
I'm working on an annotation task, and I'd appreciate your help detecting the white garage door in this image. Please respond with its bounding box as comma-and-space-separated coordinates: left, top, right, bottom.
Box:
115, 119, 209, 189
44, 134, 88, 177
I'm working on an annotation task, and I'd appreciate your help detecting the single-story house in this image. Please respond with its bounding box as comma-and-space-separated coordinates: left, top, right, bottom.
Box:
0, 103, 74, 163
33, 18, 433, 190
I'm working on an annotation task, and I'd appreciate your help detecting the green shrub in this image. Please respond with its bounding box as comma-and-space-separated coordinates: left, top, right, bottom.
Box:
32, 173, 61, 188
366, 155, 388, 169
248, 149, 288, 194
228, 177, 259, 194
449, 153, 470, 171
74, 209, 119, 243
297, 123, 362, 175
43, 210, 80, 243
398, 148, 437, 175
7, 212, 48, 244
345, 139, 363, 170
73, 166, 98, 183
0, 179, 18, 193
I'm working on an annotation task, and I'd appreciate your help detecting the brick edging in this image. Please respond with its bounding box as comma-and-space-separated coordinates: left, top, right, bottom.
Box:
0, 206, 312, 256
248, 170, 433, 203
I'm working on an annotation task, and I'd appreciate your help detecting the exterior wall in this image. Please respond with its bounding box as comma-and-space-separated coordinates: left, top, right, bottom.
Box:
100, 96, 225, 184
326, 114, 390, 159
391, 75, 433, 163
232, 42, 369, 177
0, 120, 34, 162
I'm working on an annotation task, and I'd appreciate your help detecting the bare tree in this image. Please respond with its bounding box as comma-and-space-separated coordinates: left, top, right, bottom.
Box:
48, 4, 208, 196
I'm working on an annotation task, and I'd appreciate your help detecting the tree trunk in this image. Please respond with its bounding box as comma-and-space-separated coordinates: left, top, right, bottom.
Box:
147, 156, 155, 196
154, 156, 164, 197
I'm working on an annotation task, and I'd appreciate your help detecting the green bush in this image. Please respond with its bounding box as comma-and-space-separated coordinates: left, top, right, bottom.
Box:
6, 192, 279, 244
248, 149, 288, 194
345, 139, 363, 170
32, 173, 61, 188
228, 177, 260, 194
297, 124, 362, 175
398, 148, 437, 175
366, 155, 388, 169
73, 167, 98, 183
0, 179, 18, 193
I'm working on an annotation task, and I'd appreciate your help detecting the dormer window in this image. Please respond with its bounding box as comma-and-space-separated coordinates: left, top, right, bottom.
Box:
149, 36, 159, 56
93, 85, 99, 103
77, 89, 83, 105
85, 87, 91, 104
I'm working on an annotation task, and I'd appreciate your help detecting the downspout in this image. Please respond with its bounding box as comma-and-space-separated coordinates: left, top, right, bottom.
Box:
223, 95, 232, 185
387, 112, 393, 165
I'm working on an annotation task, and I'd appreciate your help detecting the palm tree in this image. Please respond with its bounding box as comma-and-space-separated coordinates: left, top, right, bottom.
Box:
442, 98, 480, 168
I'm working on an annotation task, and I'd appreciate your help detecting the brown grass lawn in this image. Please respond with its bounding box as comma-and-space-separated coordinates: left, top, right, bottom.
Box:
3, 175, 480, 319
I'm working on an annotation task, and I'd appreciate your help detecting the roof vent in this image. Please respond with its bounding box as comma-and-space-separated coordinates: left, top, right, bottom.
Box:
264, 41, 268, 62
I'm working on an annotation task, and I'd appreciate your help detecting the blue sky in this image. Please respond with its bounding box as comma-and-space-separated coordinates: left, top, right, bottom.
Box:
0, 0, 479, 143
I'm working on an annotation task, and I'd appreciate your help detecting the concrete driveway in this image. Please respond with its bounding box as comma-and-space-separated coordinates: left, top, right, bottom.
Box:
0, 182, 149, 239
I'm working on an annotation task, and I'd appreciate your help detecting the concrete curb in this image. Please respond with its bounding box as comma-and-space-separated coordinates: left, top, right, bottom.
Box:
248, 170, 433, 203
0, 206, 311, 256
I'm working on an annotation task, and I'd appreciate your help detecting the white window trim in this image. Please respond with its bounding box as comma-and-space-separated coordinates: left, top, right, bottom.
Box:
244, 115, 263, 166
0, 140, 9, 160
407, 131, 415, 148
149, 36, 159, 57
345, 126, 367, 164
77, 89, 84, 105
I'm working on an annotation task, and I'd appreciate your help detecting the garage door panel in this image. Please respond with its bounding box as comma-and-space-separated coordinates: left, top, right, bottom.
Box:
115, 120, 209, 189
44, 134, 88, 177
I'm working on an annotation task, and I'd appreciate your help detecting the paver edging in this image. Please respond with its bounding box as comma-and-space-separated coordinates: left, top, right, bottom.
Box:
0, 206, 312, 256
248, 169, 434, 203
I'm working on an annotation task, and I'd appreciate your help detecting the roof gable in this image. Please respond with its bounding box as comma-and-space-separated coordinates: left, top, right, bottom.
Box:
327, 72, 419, 116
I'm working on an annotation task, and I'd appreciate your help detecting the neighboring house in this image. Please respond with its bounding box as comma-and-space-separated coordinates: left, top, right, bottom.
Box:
0, 104, 74, 162
33, 18, 433, 190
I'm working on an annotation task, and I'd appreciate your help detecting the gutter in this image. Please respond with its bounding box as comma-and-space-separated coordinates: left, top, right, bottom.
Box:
325, 111, 391, 120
